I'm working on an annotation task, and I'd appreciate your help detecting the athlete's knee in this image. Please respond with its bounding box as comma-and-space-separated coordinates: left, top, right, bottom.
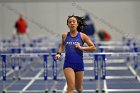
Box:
67, 85, 75, 91
76, 88, 83, 93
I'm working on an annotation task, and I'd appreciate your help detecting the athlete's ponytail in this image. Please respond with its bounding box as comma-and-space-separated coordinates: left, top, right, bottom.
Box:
67, 15, 87, 32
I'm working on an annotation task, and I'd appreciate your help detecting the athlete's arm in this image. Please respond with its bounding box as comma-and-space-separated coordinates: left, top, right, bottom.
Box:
55, 33, 66, 60
57, 33, 66, 53
75, 33, 96, 51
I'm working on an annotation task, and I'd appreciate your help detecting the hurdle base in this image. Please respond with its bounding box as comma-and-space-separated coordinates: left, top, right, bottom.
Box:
12, 76, 16, 80
18, 77, 21, 80
95, 89, 98, 93
102, 89, 105, 92
3, 89, 7, 93
45, 89, 48, 93
53, 89, 57, 93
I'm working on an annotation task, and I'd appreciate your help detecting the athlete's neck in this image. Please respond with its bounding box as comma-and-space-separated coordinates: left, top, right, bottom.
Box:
70, 30, 78, 37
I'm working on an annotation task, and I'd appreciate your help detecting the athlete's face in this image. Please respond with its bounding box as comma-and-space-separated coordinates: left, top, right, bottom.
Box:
67, 17, 78, 31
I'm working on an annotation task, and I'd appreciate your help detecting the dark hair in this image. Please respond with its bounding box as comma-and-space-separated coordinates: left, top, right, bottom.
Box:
67, 15, 87, 32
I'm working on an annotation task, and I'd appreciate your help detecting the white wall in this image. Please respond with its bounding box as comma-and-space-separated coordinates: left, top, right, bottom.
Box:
0, 1, 140, 40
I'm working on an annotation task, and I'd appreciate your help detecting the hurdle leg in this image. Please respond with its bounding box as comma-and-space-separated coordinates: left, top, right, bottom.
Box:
2, 55, 6, 81
101, 55, 106, 80
51, 54, 57, 80
133, 47, 138, 69
17, 57, 22, 80
1, 55, 7, 92
101, 55, 106, 93
43, 55, 49, 92
10, 56, 19, 80
94, 55, 101, 93
10, 56, 17, 80
98, 56, 103, 93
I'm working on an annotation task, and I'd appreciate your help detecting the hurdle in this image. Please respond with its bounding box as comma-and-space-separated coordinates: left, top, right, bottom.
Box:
50, 52, 140, 93
1, 53, 52, 81
0, 52, 96, 93
1, 50, 140, 93
1, 53, 51, 93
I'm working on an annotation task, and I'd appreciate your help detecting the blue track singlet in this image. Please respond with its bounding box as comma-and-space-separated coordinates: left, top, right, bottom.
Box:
64, 32, 84, 72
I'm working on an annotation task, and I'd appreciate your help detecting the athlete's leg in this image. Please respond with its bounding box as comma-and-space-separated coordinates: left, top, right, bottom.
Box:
75, 71, 84, 93
64, 68, 75, 93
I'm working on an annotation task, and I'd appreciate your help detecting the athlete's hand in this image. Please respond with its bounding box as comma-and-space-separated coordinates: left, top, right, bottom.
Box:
75, 43, 82, 50
55, 54, 61, 60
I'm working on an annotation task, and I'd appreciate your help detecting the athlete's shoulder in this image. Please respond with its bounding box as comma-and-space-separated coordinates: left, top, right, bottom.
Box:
80, 32, 89, 42
80, 32, 87, 37
62, 32, 67, 36
62, 32, 68, 37
62, 32, 69, 40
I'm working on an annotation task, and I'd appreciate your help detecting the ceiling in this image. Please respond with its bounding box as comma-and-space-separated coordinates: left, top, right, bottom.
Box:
0, 0, 140, 3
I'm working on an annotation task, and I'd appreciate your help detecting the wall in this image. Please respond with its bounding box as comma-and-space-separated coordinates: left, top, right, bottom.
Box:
0, 1, 140, 40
